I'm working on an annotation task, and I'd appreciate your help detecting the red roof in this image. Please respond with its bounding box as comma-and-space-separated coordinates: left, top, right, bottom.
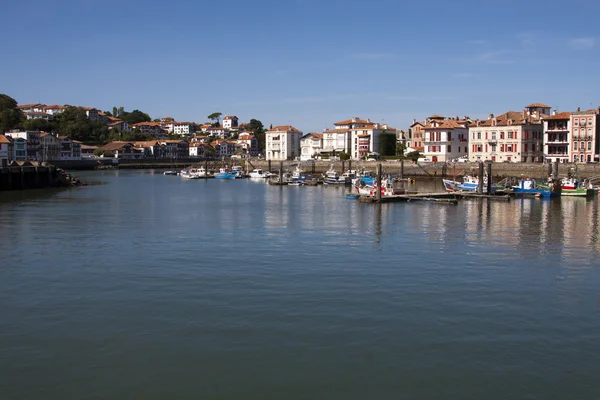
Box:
543, 112, 571, 120
525, 103, 551, 108
334, 118, 370, 125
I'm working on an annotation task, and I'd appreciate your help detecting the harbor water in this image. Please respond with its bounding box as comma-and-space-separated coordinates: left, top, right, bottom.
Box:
1, 170, 599, 399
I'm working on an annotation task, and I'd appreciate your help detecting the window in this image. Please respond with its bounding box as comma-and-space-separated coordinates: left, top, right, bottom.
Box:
500, 132, 505, 139
524, 144, 528, 152
574, 142, 578, 150
477, 132, 481, 139
588, 141, 592, 150
574, 118, 579, 126
448, 145, 451, 152
508, 131, 513, 139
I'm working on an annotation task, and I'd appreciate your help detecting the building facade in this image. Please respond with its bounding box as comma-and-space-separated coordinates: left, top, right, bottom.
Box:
40, 132, 62, 161
468, 109, 545, 163
299, 133, 323, 160
222, 116, 239, 130
542, 112, 571, 163
422, 117, 469, 162
570, 108, 599, 163
266, 125, 302, 160
4, 131, 41, 160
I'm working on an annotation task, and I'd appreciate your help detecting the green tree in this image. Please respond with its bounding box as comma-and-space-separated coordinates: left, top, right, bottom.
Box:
22, 118, 52, 132
338, 152, 350, 161
405, 151, 421, 162
0, 94, 24, 133
396, 142, 407, 158
247, 118, 265, 151
119, 109, 151, 125
207, 112, 222, 127
204, 146, 216, 157
378, 132, 397, 156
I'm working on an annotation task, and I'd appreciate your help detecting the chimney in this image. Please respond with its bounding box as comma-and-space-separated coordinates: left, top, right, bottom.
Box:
412, 118, 416, 124
552, 109, 557, 116
352, 117, 357, 123
367, 118, 371, 123
577, 107, 581, 112
488, 113, 494, 120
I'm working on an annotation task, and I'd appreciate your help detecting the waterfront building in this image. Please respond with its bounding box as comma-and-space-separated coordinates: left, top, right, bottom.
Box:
468, 104, 547, 162
0, 135, 11, 165
101, 142, 140, 159
542, 111, 571, 163
40, 132, 62, 161
321, 117, 396, 160
159, 140, 189, 159
59, 136, 82, 160
189, 142, 209, 157
4, 131, 41, 160
222, 116, 239, 130
299, 133, 323, 160
266, 125, 302, 160
570, 108, 600, 163
422, 116, 470, 162
10, 137, 28, 160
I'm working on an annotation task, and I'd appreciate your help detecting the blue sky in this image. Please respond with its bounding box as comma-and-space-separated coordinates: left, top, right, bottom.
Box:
2, 0, 599, 132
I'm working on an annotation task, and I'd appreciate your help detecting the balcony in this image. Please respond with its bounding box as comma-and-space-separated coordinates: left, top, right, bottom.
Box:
488, 139, 497, 145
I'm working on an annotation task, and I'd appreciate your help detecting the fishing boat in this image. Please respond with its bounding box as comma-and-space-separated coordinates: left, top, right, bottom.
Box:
323, 165, 346, 184
442, 175, 490, 192
354, 176, 407, 197
232, 165, 244, 178
512, 178, 555, 197
214, 168, 237, 179
561, 177, 594, 197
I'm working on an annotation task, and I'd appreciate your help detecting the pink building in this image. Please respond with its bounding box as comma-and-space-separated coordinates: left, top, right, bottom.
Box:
570, 108, 600, 163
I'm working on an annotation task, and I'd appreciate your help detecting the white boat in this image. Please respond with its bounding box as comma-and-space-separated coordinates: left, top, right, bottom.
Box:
323, 165, 346, 184
180, 168, 202, 179
232, 165, 244, 178
249, 169, 276, 178
163, 170, 179, 176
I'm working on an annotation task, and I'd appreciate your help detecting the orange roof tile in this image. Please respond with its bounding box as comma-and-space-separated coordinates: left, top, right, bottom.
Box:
525, 102, 551, 108
334, 118, 370, 125
543, 112, 571, 120
268, 125, 301, 132
0, 135, 10, 144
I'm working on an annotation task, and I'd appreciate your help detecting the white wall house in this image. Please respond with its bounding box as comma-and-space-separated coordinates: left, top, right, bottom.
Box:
4, 131, 40, 160
222, 116, 239, 129
300, 133, 323, 160
266, 125, 302, 160
422, 118, 469, 162
542, 111, 571, 163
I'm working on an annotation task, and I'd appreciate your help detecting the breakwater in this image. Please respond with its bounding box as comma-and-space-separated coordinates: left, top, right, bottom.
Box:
0, 161, 84, 190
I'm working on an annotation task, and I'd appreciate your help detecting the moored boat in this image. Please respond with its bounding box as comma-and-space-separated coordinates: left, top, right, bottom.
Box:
354, 176, 407, 197
512, 178, 555, 197
561, 177, 594, 197
214, 168, 237, 179
442, 175, 491, 192
249, 169, 275, 178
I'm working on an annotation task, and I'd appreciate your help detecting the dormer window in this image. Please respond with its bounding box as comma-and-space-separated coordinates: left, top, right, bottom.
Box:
492, 119, 497, 126
507, 120, 512, 126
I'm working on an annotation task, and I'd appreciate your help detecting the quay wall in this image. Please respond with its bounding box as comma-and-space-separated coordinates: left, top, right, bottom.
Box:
0, 164, 72, 191
243, 160, 600, 179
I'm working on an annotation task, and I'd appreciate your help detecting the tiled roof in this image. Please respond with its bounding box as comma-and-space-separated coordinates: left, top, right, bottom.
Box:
223, 115, 238, 119
0, 135, 10, 144
428, 114, 445, 119
323, 128, 349, 133
334, 118, 370, 125
525, 102, 551, 108
473, 110, 542, 127
16, 103, 44, 109
102, 141, 133, 151
423, 119, 466, 129
410, 121, 425, 127
268, 125, 301, 132
543, 112, 571, 120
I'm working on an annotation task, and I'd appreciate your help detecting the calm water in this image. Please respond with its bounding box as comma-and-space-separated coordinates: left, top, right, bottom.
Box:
1, 170, 599, 400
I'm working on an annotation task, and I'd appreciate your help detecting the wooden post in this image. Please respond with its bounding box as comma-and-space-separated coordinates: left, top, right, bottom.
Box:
348, 160, 352, 172
268, 159, 272, 173
552, 160, 559, 180
486, 162, 492, 194
547, 162, 552, 179
400, 159, 404, 180
376, 163, 382, 202
477, 162, 484, 194
342, 160, 345, 174
205, 158, 208, 177
279, 161, 283, 184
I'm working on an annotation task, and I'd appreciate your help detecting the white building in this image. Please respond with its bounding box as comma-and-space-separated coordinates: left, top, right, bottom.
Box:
172, 122, 195, 136
266, 125, 302, 160
422, 117, 470, 162
542, 111, 571, 163
321, 117, 396, 160
222, 116, 239, 130
40, 132, 62, 161
4, 131, 41, 160
300, 133, 323, 160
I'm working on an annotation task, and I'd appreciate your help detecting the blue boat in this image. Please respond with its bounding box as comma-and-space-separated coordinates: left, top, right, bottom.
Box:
512, 179, 554, 197
214, 168, 237, 179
